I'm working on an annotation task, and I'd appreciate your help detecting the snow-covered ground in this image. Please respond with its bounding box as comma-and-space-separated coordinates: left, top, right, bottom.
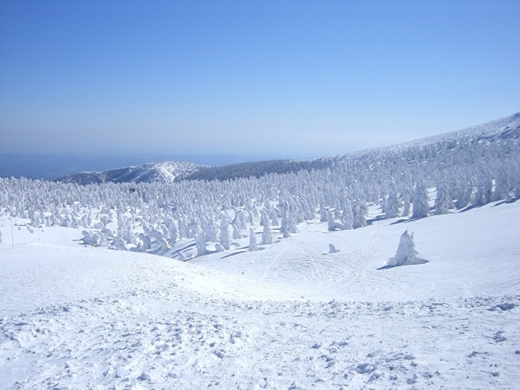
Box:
1, 201, 519, 389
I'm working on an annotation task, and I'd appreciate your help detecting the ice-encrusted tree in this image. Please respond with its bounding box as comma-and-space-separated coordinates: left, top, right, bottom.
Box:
232, 223, 241, 239
327, 209, 345, 231
234, 209, 248, 230
262, 223, 273, 245
514, 176, 520, 200
454, 181, 473, 209
401, 192, 411, 217
388, 230, 418, 266
384, 190, 402, 219
341, 198, 354, 230
434, 183, 454, 215
492, 172, 511, 202
0, 227, 3, 243
352, 199, 368, 229
202, 218, 217, 242
219, 215, 230, 250
195, 230, 207, 257
412, 183, 429, 219
248, 227, 258, 251
329, 243, 339, 253
319, 204, 328, 223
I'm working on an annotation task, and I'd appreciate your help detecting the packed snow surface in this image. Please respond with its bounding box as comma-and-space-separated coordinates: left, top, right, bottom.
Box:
1, 200, 519, 389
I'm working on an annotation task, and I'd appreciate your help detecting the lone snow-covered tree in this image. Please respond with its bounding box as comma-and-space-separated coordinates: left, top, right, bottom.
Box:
0, 227, 3, 243
329, 243, 339, 253
388, 230, 418, 267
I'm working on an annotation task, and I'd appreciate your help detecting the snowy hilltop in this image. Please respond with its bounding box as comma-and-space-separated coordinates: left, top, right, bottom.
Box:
1, 111, 520, 389
54, 160, 206, 184
55, 112, 520, 184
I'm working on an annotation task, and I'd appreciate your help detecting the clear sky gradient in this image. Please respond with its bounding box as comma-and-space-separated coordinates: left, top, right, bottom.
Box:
1, 0, 519, 161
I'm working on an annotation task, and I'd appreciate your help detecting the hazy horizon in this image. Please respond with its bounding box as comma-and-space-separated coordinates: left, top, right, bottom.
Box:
0, 152, 291, 180
2, 109, 519, 180
1, 0, 519, 161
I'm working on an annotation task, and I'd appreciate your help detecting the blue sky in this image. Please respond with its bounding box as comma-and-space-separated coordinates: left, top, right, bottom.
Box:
1, 0, 519, 161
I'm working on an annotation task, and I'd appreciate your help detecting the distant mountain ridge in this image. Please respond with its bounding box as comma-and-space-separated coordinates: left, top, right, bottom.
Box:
54, 161, 206, 184
54, 112, 520, 184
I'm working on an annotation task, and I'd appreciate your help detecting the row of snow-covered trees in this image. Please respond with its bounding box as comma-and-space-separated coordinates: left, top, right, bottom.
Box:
1, 124, 519, 259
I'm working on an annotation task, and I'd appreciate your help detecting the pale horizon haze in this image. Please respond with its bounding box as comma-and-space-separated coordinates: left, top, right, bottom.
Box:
1, 0, 519, 164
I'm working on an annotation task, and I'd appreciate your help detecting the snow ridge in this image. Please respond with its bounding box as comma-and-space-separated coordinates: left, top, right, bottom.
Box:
59, 112, 520, 184
55, 160, 206, 184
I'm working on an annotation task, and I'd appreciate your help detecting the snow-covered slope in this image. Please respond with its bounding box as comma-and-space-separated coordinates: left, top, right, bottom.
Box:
53, 112, 520, 184
54, 160, 206, 184
185, 111, 520, 182
1, 112, 519, 388
1, 200, 519, 389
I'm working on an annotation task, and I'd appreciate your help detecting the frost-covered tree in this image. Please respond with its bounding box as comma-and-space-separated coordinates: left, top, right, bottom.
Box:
352, 199, 368, 229
262, 223, 273, 245
454, 181, 473, 209
327, 209, 345, 231
0, 227, 3, 243
434, 183, 454, 215
269, 208, 279, 227
202, 218, 217, 242
219, 215, 230, 250
234, 209, 248, 230
388, 230, 418, 266
401, 193, 411, 217
342, 201, 354, 230
412, 183, 429, 219
280, 210, 290, 238
248, 227, 258, 251
260, 210, 269, 226
384, 190, 402, 219
196, 230, 207, 257
110, 236, 127, 251
492, 172, 511, 202
319, 204, 328, 223
514, 176, 520, 200
232, 223, 241, 239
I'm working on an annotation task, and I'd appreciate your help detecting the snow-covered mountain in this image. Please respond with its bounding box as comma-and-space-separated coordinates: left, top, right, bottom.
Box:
188, 112, 520, 181
54, 160, 206, 184
1, 112, 519, 389
54, 112, 520, 184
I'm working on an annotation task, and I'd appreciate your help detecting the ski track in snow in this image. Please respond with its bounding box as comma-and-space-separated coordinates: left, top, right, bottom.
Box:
1, 201, 520, 389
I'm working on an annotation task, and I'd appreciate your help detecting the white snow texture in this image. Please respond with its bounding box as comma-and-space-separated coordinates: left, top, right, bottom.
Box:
1, 112, 520, 389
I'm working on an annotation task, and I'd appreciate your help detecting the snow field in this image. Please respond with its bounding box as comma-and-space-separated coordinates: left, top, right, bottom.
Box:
1, 200, 519, 389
